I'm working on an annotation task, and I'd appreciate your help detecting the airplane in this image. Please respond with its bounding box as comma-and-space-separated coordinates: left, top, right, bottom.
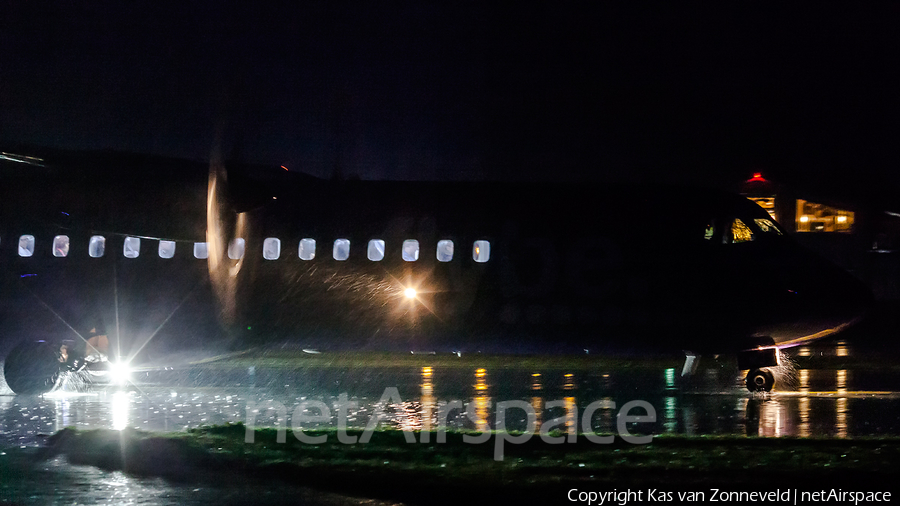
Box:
0, 148, 873, 394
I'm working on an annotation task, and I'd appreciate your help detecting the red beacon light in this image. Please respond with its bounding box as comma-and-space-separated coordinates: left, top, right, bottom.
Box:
748, 172, 767, 182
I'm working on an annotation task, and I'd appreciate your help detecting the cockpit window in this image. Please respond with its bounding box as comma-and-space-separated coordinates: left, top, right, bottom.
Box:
729, 218, 755, 243
754, 218, 783, 235
18, 235, 35, 257
53, 235, 70, 257
703, 222, 715, 241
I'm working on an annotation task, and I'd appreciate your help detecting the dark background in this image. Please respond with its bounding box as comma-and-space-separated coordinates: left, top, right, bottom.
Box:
1, 2, 898, 193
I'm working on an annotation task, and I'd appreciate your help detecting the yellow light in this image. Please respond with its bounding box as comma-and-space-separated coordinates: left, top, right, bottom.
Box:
799, 215, 809, 223
837, 215, 847, 223
404, 287, 417, 299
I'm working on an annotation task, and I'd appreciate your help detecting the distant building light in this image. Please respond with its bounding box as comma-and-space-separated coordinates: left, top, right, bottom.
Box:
837, 215, 847, 223
799, 215, 810, 223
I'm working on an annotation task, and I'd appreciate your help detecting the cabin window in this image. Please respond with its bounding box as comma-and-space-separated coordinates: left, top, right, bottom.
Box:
402, 240, 419, 261
194, 242, 209, 259
367, 239, 385, 261
299, 238, 316, 260
53, 235, 70, 257
158, 240, 176, 259
89, 236, 106, 258
473, 240, 491, 262
436, 240, 454, 262
729, 219, 754, 244
18, 235, 35, 257
333, 239, 350, 261
123, 237, 141, 258
263, 238, 281, 260
228, 238, 245, 260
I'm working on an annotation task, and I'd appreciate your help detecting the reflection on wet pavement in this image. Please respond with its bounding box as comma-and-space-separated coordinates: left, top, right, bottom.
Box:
0, 453, 402, 506
3, 341, 900, 451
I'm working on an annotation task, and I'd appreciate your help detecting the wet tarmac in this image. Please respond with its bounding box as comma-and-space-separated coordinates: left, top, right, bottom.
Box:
3, 340, 900, 447
2, 338, 900, 504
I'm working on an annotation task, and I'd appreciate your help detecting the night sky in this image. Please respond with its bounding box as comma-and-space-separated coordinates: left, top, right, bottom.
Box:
1, 2, 898, 193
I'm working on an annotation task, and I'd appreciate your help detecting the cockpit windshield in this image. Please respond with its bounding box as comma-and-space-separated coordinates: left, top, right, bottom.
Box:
753, 218, 783, 235
729, 218, 755, 243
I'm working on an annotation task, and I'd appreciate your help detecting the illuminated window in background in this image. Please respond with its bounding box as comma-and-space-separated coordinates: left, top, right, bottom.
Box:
18, 235, 35, 257
473, 240, 491, 262
748, 197, 777, 220
89, 236, 106, 258
436, 240, 454, 262
123, 237, 141, 258
729, 219, 754, 243
158, 240, 176, 259
263, 238, 281, 260
333, 239, 350, 261
795, 199, 854, 233
367, 239, 385, 261
402, 240, 419, 261
299, 238, 316, 260
53, 235, 70, 257
228, 238, 245, 259
753, 218, 783, 235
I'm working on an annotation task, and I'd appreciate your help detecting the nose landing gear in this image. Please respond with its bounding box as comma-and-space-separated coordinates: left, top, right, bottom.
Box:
745, 368, 775, 392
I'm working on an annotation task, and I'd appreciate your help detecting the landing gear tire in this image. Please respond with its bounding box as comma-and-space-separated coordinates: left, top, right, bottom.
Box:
746, 368, 775, 392
3, 340, 62, 395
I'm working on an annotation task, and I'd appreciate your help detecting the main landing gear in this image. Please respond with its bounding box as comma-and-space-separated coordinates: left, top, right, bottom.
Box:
681, 336, 780, 393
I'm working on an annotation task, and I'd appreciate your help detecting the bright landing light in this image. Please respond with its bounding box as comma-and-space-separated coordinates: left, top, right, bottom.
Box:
404, 287, 417, 299
108, 361, 132, 385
